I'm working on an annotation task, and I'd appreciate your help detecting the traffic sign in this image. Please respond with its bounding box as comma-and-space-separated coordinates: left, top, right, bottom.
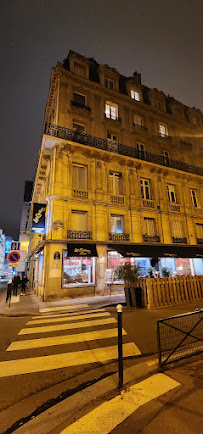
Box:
11, 242, 20, 251
7, 251, 21, 264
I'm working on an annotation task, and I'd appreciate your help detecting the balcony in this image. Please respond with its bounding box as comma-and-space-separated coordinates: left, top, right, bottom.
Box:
143, 235, 161, 242
172, 237, 187, 244
133, 123, 148, 131
104, 114, 121, 122
44, 124, 203, 177
197, 238, 203, 244
169, 203, 180, 212
110, 195, 124, 204
109, 233, 130, 241
158, 133, 171, 140
72, 189, 88, 199
71, 100, 91, 112
142, 199, 155, 208
67, 230, 92, 240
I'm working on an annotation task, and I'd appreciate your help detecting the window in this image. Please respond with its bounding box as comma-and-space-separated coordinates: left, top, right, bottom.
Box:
72, 164, 87, 190
74, 62, 86, 78
105, 102, 118, 120
137, 143, 145, 152
105, 78, 114, 90
159, 124, 168, 137
134, 114, 143, 126
107, 131, 118, 142
111, 215, 124, 233
167, 185, 176, 203
196, 224, 203, 238
131, 90, 140, 101
73, 122, 86, 133
172, 221, 183, 238
155, 100, 163, 111
73, 92, 86, 106
109, 172, 123, 195
162, 150, 169, 158
140, 178, 151, 200
190, 189, 198, 208
71, 211, 87, 231
62, 252, 96, 287
143, 218, 156, 236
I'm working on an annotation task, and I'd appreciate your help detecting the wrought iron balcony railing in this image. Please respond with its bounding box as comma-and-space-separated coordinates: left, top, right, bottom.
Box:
197, 238, 203, 244
67, 230, 92, 240
172, 237, 187, 244
133, 123, 148, 131
71, 100, 91, 111
44, 123, 203, 177
104, 114, 121, 122
109, 233, 130, 241
143, 234, 161, 242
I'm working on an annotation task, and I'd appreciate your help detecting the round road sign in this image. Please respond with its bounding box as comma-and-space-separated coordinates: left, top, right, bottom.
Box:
7, 251, 21, 264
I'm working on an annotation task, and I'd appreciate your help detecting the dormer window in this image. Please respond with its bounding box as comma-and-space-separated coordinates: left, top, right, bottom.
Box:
74, 61, 86, 78
105, 78, 114, 90
159, 124, 168, 137
131, 90, 140, 101
155, 100, 163, 111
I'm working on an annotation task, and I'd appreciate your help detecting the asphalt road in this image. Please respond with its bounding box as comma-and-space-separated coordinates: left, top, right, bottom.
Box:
0, 307, 140, 416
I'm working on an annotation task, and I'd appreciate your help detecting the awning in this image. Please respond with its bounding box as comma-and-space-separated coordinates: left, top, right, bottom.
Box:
107, 244, 203, 259
67, 243, 98, 257
28, 241, 45, 260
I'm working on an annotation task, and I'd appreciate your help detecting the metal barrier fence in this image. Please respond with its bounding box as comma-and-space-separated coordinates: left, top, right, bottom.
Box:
157, 309, 203, 369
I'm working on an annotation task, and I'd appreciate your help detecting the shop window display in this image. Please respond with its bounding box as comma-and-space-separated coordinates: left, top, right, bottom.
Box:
107, 251, 149, 283
62, 251, 96, 287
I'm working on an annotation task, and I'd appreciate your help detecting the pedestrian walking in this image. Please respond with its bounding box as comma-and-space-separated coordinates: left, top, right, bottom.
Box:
21, 273, 28, 295
13, 273, 20, 296
6, 275, 13, 307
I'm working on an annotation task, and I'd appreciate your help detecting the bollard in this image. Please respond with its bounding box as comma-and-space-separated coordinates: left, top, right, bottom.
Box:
116, 304, 123, 390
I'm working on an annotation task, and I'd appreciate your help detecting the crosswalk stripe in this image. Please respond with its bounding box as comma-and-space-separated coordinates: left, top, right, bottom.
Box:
60, 373, 180, 434
7, 328, 128, 351
19, 317, 117, 335
39, 304, 88, 313
0, 342, 139, 377
27, 311, 110, 325
33, 308, 106, 320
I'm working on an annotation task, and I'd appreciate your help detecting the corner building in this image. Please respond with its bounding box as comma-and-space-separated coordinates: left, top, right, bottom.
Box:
29, 51, 203, 300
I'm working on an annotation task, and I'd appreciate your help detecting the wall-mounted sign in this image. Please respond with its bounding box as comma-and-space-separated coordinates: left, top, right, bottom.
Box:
11, 242, 20, 251
54, 252, 60, 260
7, 251, 21, 264
68, 244, 98, 257
32, 203, 46, 233
52, 220, 64, 231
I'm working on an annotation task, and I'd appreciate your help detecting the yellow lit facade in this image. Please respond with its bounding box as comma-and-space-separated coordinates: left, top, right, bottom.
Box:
28, 51, 203, 300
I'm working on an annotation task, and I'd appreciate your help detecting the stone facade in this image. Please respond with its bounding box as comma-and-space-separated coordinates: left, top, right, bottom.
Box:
28, 51, 203, 300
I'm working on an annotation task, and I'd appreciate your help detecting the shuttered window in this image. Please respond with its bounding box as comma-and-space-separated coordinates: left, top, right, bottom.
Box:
72, 165, 87, 189
72, 211, 88, 231
143, 218, 156, 236
172, 221, 183, 237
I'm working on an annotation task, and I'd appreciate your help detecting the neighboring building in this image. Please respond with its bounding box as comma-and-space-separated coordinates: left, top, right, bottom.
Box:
0, 230, 6, 272
28, 51, 203, 300
19, 181, 33, 236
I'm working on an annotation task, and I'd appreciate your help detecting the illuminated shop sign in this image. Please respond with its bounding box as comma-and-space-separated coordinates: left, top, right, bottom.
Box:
32, 203, 46, 233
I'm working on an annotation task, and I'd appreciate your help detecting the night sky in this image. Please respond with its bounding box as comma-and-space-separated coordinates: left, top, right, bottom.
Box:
0, 0, 202, 239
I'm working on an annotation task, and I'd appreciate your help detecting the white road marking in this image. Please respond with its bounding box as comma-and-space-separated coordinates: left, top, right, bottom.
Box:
19, 317, 117, 335
33, 308, 106, 320
0, 343, 139, 377
39, 304, 88, 313
60, 373, 180, 434
27, 311, 110, 325
7, 328, 128, 351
